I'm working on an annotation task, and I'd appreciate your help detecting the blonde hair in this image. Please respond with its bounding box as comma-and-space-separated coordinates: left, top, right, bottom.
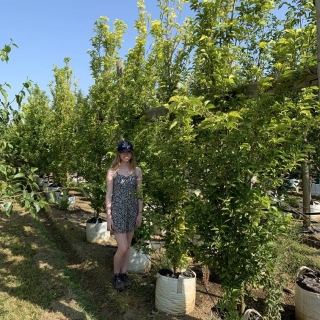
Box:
111, 152, 136, 171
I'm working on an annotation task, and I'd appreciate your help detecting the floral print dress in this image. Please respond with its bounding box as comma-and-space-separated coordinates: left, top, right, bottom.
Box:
111, 173, 139, 233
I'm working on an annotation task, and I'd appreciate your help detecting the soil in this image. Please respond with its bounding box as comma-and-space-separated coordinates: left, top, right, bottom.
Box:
32, 189, 302, 320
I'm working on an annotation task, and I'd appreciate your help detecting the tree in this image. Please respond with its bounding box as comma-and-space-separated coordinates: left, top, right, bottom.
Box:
0, 41, 49, 216
133, 0, 317, 318
47, 57, 78, 186
12, 84, 51, 175
72, 17, 127, 215
160, 0, 318, 318
131, 0, 196, 272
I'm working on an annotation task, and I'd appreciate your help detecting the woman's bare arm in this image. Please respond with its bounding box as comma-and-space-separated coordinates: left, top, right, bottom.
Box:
136, 167, 143, 213
106, 169, 115, 230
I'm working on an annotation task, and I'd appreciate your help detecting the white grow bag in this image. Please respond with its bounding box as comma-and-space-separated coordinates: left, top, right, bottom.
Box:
86, 218, 110, 244
155, 269, 196, 315
295, 266, 320, 320
242, 309, 262, 320
299, 201, 320, 222
57, 194, 76, 210
127, 247, 151, 273
210, 307, 262, 320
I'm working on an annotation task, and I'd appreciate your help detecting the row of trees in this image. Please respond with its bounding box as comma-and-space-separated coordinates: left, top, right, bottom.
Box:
1, 0, 319, 318
0, 41, 49, 216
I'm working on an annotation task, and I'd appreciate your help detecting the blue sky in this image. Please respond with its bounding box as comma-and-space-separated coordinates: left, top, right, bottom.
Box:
1, 0, 190, 101
1, 1, 288, 104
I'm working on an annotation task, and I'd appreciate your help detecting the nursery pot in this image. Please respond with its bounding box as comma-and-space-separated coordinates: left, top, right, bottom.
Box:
295, 266, 320, 320
42, 180, 49, 191
127, 246, 151, 273
155, 268, 196, 315
299, 201, 320, 222
242, 309, 262, 320
54, 190, 62, 203
210, 307, 262, 320
46, 184, 61, 202
86, 217, 110, 244
57, 193, 76, 210
37, 177, 47, 190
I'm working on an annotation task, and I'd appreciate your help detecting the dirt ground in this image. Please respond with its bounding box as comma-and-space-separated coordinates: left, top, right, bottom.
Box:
33, 189, 300, 320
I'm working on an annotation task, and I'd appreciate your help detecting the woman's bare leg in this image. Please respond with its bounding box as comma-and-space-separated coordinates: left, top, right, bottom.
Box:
113, 233, 128, 274
114, 231, 134, 274
120, 231, 134, 274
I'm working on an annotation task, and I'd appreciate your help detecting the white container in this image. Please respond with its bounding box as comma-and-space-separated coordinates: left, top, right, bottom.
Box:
210, 307, 262, 320
54, 190, 62, 203
37, 177, 47, 190
46, 184, 60, 202
38, 178, 43, 189
42, 181, 49, 191
242, 309, 262, 320
86, 219, 110, 244
295, 266, 320, 320
155, 269, 196, 315
127, 247, 151, 273
48, 184, 60, 192
311, 183, 320, 196
58, 194, 76, 210
299, 201, 320, 222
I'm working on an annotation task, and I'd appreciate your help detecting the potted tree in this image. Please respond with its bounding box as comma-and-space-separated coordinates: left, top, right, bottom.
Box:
82, 182, 110, 244
153, 204, 197, 316
295, 266, 320, 320
164, 82, 319, 318
134, 112, 197, 316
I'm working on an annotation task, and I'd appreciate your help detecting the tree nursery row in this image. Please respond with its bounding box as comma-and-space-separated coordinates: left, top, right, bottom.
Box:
1, 0, 319, 319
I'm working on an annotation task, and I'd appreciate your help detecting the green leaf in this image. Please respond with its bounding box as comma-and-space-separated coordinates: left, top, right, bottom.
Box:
228, 111, 242, 119
24, 199, 30, 209
278, 38, 288, 44
169, 120, 178, 130
13, 172, 25, 179
15, 94, 22, 107
4, 45, 11, 53
49, 192, 56, 203
34, 202, 41, 213
4, 201, 13, 216
0, 86, 8, 102
258, 41, 268, 49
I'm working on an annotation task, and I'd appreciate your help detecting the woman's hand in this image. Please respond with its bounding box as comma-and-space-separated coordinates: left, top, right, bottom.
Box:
136, 213, 142, 228
107, 217, 114, 231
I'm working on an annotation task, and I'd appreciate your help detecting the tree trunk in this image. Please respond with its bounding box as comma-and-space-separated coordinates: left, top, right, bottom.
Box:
301, 0, 320, 228
302, 161, 311, 228
316, 0, 320, 99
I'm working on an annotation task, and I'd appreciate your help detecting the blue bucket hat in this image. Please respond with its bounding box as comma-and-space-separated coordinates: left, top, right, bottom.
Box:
117, 141, 133, 153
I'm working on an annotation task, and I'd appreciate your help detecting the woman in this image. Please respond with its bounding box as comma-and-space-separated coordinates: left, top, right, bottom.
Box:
106, 140, 143, 291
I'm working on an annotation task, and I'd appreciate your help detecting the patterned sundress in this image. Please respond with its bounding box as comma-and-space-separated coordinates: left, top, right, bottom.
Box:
111, 172, 139, 233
